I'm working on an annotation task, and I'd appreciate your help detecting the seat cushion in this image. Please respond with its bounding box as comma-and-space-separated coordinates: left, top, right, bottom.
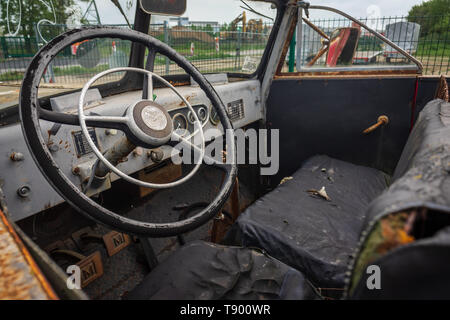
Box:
224, 155, 388, 289
126, 241, 319, 300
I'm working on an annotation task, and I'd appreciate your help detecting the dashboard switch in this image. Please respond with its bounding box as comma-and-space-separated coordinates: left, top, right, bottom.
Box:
133, 147, 143, 157
148, 149, 164, 163
105, 129, 118, 136
10, 152, 24, 161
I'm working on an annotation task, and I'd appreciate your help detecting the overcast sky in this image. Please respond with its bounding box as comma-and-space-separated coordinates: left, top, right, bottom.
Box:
72, 0, 430, 25
182, 0, 427, 23
1, 0, 430, 28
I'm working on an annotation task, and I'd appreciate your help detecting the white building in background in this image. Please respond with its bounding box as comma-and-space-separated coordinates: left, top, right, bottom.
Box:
150, 15, 189, 26
150, 15, 219, 31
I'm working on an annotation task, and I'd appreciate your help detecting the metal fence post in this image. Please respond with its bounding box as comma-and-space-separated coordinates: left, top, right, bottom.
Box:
0, 37, 8, 58
235, 29, 242, 70
289, 29, 296, 72
164, 21, 170, 75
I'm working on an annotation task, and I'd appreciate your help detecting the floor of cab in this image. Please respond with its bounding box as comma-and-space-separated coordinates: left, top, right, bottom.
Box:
17, 164, 260, 300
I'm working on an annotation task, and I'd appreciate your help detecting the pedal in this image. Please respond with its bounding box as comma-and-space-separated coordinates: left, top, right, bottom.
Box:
77, 251, 103, 288
44, 238, 77, 254
44, 240, 66, 254
71, 226, 103, 251
46, 247, 104, 288
102, 231, 132, 256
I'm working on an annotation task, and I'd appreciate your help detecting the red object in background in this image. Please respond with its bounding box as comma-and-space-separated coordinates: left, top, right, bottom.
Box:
71, 40, 89, 55
326, 27, 361, 67
327, 29, 352, 67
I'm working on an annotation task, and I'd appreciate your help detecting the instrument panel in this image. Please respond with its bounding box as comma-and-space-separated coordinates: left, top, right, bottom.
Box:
0, 80, 262, 221
169, 104, 210, 137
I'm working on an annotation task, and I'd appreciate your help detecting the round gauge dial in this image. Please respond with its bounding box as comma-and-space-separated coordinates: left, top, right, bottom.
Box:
197, 106, 208, 122
210, 107, 220, 125
187, 111, 196, 124
172, 113, 188, 136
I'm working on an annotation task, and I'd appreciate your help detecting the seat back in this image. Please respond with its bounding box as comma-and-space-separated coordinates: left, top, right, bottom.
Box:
347, 99, 450, 299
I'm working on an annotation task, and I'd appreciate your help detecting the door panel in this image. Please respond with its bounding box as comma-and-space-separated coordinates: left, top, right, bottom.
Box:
266, 76, 448, 185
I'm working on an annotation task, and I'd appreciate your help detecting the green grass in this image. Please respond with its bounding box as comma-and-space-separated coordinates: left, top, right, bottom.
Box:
414, 32, 450, 57
415, 43, 450, 57
0, 70, 23, 81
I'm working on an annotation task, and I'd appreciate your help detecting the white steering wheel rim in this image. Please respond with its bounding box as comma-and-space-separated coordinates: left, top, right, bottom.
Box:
78, 67, 205, 189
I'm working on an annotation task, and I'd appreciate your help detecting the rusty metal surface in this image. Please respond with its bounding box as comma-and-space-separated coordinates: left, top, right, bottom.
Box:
363, 115, 389, 134
276, 69, 418, 78
274, 73, 418, 80
276, 13, 298, 75
302, 17, 330, 41
435, 75, 449, 102
0, 208, 58, 300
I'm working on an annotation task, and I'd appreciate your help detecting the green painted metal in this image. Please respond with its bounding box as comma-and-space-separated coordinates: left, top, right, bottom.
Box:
288, 30, 296, 72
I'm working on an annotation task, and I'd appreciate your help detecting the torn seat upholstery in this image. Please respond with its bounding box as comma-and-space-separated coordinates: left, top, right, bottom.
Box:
348, 99, 450, 299
224, 155, 388, 290
126, 241, 319, 300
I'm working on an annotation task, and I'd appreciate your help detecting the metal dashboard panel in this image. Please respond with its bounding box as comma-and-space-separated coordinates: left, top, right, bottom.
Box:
0, 80, 262, 221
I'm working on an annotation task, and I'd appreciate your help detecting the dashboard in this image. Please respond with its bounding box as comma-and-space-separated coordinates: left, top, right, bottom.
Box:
0, 79, 262, 221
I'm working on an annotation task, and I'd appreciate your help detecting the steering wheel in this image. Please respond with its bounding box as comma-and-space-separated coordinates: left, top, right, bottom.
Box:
19, 27, 237, 237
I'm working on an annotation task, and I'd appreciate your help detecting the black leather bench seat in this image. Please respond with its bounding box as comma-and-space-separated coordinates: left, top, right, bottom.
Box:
224, 155, 389, 289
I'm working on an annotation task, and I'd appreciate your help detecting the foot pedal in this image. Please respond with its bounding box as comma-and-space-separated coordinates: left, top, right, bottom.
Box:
102, 231, 132, 257
77, 251, 103, 288
73, 226, 131, 257
46, 246, 104, 288
72, 226, 103, 251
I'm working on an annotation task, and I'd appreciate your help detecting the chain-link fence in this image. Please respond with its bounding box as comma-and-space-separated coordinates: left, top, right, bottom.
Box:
0, 22, 272, 86
297, 15, 449, 75
0, 16, 448, 86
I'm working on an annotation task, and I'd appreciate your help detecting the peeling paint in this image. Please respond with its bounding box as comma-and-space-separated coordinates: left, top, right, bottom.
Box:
0, 209, 57, 300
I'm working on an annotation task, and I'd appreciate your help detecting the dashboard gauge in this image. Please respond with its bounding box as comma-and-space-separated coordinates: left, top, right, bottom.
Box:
197, 106, 208, 122
187, 111, 196, 124
210, 107, 220, 125
172, 113, 188, 136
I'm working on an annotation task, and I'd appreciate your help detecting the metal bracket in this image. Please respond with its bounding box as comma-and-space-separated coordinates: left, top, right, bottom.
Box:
297, 1, 310, 18
139, 237, 158, 270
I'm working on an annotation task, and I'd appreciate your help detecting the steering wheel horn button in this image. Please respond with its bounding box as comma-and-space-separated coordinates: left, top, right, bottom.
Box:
128, 100, 173, 146
141, 105, 167, 131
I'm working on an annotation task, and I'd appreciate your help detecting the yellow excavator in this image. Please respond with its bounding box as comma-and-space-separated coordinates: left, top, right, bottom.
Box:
230, 11, 247, 33
225, 11, 263, 39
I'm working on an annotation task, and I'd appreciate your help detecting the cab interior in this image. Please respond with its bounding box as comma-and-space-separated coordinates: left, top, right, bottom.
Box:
0, 0, 449, 300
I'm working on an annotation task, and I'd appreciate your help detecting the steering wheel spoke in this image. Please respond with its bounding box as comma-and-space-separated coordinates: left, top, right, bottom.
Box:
142, 48, 156, 100
83, 115, 130, 126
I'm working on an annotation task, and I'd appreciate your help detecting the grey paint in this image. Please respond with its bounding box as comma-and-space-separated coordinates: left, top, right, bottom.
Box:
0, 80, 262, 221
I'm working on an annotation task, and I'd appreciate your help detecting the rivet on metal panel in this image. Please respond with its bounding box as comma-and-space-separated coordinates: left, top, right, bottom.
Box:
17, 186, 31, 198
